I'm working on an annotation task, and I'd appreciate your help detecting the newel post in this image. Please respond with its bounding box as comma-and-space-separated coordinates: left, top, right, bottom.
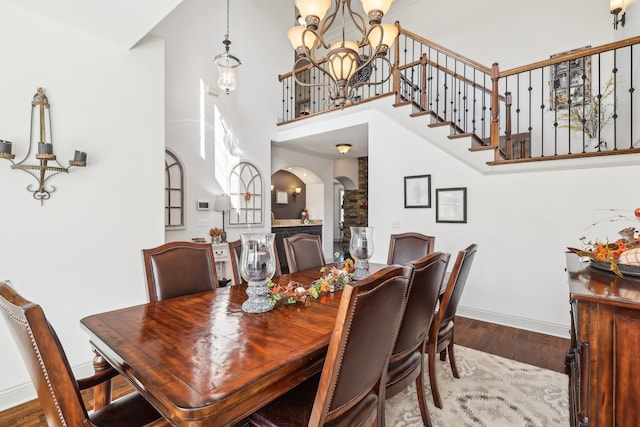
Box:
393, 21, 401, 105
490, 62, 500, 162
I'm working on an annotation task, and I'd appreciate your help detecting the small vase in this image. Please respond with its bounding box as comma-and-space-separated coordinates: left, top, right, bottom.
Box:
212, 236, 221, 244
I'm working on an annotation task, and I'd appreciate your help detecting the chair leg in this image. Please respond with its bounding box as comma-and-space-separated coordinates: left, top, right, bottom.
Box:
439, 348, 447, 361
415, 365, 432, 427
427, 340, 443, 409
448, 340, 459, 379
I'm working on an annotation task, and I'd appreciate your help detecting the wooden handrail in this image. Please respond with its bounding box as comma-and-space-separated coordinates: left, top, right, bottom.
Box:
500, 36, 640, 77
397, 25, 493, 74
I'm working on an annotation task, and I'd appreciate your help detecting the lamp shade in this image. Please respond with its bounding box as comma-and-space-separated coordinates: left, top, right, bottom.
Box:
336, 144, 352, 154
328, 41, 360, 81
214, 195, 232, 212
360, 0, 394, 15
287, 26, 317, 51
367, 23, 398, 50
295, 0, 331, 21
610, 0, 624, 12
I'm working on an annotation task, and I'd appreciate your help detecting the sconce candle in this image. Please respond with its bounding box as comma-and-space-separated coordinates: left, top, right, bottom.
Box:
37, 142, 53, 155
74, 150, 87, 162
0, 140, 12, 154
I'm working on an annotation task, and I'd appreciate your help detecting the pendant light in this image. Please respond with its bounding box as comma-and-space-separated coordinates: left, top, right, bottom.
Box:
214, 0, 241, 94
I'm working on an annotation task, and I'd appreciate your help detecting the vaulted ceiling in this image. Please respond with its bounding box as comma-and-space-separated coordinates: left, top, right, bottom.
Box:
3, 0, 183, 49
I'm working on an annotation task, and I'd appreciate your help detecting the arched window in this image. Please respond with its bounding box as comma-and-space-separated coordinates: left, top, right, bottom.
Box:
229, 161, 263, 225
165, 149, 184, 229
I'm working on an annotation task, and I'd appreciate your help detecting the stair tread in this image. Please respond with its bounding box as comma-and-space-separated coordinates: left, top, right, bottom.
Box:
409, 110, 434, 117
428, 121, 452, 128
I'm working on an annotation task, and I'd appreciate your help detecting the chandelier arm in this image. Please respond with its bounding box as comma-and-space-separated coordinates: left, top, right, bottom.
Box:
350, 57, 394, 90
290, 58, 332, 89
345, 0, 368, 42
316, 4, 339, 49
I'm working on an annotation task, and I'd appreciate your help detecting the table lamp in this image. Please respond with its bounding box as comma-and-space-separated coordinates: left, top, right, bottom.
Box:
214, 195, 232, 242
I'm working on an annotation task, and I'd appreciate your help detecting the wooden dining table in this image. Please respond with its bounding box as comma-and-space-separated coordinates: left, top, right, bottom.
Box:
80, 263, 387, 426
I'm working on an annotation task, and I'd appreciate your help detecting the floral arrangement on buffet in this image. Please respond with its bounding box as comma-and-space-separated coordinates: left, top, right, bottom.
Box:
568, 208, 640, 277
267, 259, 355, 306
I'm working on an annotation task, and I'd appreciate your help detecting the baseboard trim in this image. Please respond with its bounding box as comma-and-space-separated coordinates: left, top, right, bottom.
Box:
0, 361, 94, 412
457, 306, 571, 339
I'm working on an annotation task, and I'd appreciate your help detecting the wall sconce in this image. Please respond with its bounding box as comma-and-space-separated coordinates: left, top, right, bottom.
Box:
610, 0, 626, 29
336, 144, 352, 154
0, 87, 87, 205
292, 187, 302, 199
270, 184, 275, 191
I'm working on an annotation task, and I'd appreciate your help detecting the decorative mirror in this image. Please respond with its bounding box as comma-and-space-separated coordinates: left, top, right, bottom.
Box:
228, 161, 263, 225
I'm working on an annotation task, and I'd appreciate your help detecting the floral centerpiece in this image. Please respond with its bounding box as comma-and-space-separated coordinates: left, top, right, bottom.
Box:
267, 259, 355, 306
568, 208, 640, 277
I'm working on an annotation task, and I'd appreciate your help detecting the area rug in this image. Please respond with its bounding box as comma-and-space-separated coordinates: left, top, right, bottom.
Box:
385, 345, 569, 427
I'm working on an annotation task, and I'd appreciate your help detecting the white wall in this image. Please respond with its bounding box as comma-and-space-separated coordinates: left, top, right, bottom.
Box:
155, 0, 292, 244
0, 2, 165, 409
276, 104, 640, 338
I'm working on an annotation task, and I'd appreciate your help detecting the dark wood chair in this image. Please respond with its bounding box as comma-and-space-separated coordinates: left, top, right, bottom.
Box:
387, 232, 435, 265
247, 265, 412, 427
142, 241, 219, 302
0, 281, 169, 427
283, 233, 325, 273
427, 243, 478, 408
383, 251, 450, 427
228, 238, 282, 285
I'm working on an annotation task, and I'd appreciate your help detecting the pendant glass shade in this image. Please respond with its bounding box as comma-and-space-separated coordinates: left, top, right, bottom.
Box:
215, 53, 241, 94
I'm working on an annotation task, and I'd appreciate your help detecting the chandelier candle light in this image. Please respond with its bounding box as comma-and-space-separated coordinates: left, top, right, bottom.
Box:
287, 0, 398, 108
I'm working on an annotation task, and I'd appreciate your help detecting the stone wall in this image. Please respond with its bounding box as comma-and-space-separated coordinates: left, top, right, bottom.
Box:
342, 157, 368, 247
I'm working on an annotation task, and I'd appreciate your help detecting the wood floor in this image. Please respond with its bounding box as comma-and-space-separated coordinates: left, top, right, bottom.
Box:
0, 316, 570, 426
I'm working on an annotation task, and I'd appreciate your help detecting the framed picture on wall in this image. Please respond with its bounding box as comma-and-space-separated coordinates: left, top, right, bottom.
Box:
550, 46, 591, 110
436, 187, 467, 223
276, 190, 288, 204
404, 175, 431, 208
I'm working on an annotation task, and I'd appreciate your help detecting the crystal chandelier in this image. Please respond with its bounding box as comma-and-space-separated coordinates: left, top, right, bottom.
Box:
287, 0, 398, 108
214, 0, 241, 94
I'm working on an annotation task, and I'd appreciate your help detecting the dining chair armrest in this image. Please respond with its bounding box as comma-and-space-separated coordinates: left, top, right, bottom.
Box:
76, 365, 119, 390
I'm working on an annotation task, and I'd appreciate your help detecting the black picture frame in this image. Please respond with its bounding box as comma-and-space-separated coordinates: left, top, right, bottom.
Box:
436, 187, 467, 223
404, 175, 431, 208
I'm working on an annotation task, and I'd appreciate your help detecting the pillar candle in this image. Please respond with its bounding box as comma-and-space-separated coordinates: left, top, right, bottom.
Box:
0, 140, 12, 154
38, 142, 53, 154
74, 150, 87, 162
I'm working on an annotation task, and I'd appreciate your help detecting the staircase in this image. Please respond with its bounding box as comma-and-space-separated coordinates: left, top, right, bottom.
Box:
277, 25, 640, 170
